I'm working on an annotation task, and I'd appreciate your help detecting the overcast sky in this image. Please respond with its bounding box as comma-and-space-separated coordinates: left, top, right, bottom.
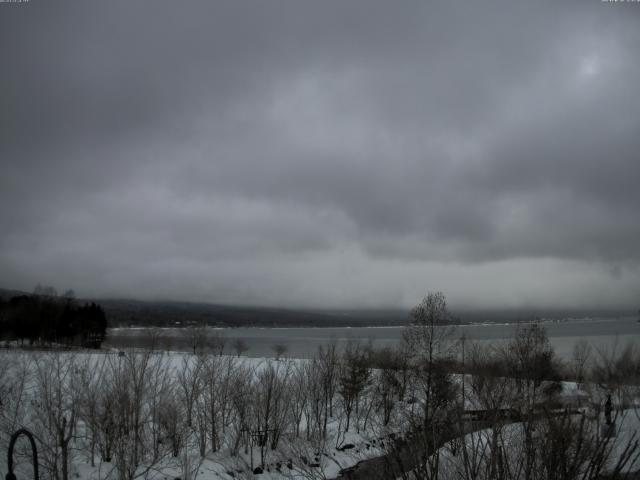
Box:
1, 1, 639, 309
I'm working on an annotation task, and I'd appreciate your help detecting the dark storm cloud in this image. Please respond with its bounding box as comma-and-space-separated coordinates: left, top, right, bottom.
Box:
1, 0, 639, 308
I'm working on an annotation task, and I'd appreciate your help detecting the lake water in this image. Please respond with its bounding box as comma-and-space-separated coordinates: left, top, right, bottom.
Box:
106, 316, 640, 359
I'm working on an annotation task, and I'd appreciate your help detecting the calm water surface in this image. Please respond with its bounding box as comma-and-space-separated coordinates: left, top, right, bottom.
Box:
106, 317, 640, 359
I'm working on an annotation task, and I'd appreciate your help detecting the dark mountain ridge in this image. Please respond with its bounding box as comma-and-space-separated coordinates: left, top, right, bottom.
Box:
0, 288, 633, 328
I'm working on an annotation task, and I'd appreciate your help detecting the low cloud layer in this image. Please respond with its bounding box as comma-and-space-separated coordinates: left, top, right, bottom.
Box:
1, 1, 639, 309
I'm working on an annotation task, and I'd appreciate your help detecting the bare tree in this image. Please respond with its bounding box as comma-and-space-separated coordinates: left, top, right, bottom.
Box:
503, 322, 560, 410
502, 322, 561, 480
176, 355, 203, 429
157, 389, 185, 458
162, 333, 174, 352
252, 361, 292, 466
453, 342, 519, 480
368, 346, 410, 428
289, 362, 310, 438
177, 439, 206, 480
445, 406, 640, 480
31, 353, 80, 480
200, 355, 238, 452
182, 324, 208, 355
571, 339, 592, 384
77, 355, 110, 467
316, 343, 339, 436
370, 292, 462, 480
229, 362, 255, 456
0, 352, 31, 456
338, 342, 371, 432
232, 338, 250, 357
590, 341, 640, 427
208, 330, 226, 356
108, 351, 174, 480
402, 292, 458, 476
272, 344, 288, 361
146, 353, 174, 460
145, 327, 165, 353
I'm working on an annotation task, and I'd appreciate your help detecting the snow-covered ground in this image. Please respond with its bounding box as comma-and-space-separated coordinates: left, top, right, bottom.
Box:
0, 350, 390, 480
1, 349, 640, 480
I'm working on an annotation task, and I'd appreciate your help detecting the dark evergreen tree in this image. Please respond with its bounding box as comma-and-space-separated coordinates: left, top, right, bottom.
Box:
77, 302, 107, 348
0, 291, 108, 348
